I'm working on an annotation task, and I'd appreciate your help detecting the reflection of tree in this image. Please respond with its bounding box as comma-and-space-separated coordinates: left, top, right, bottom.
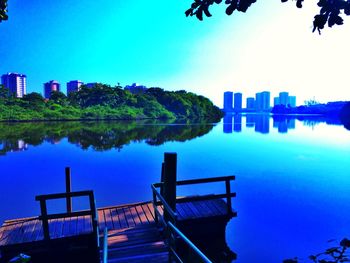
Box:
0, 120, 214, 154
284, 238, 350, 263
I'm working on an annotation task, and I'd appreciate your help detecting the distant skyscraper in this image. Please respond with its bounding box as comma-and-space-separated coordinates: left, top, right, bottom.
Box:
288, 96, 296, 107
255, 92, 263, 111
44, 80, 60, 99
86, 82, 98, 88
124, 83, 147, 94
255, 91, 270, 111
261, 91, 270, 110
223, 91, 233, 112
246, 97, 255, 110
67, 80, 83, 94
1, 73, 27, 98
234, 93, 242, 112
274, 97, 280, 106
279, 92, 289, 106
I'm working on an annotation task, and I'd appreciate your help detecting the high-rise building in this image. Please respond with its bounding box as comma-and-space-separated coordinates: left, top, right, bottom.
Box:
223, 91, 233, 112
288, 96, 296, 107
246, 97, 255, 110
86, 82, 98, 88
124, 83, 147, 94
1, 73, 27, 98
255, 92, 263, 111
279, 92, 289, 106
67, 80, 83, 94
255, 91, 270, 111
234, 93, 242, 112
261, 91, 270, 110
274, 97, 280, 106
44, 80, 60, 99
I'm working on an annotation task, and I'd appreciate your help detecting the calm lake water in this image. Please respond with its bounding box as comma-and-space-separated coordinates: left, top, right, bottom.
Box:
0, 114, 349, 262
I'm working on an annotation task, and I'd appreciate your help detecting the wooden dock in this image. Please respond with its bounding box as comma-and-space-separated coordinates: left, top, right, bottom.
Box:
0, 153, 237, 263
0, 199, 233, 262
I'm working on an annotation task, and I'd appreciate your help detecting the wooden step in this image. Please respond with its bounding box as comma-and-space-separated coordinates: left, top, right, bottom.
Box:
107, 251, 169, 263
107, 241, 167, 258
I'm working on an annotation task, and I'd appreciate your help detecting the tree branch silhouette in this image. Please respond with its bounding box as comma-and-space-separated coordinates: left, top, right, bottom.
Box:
0, 0, 8, 22
185, 0, 350, 33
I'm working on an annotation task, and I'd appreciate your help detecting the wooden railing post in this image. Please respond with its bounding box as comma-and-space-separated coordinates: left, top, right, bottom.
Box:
89, 191, 99, 248
65, 167, 72, 213
225, 178, 232, 214
160, 162, 165, 196
163, 153, 177, 224
39, 199, 50, 240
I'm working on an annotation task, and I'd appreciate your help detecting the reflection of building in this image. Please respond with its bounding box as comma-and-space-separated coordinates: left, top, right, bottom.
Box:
234, 93, 242, 112
0, 139, 28, 154
124, 83, 147, 94
246, 114, 255, 128
223, 114, 233, 133
255, 114, 270, 134
246, 97, 255, 110
223, 92, 233, 112
273, 116, 296, 133
288, 118, 296, 129
1, 73, 27, 98
45, 138, 61, 144
233, 114, 242, 132
44, 80, 60, 99
67, 80, 84, 94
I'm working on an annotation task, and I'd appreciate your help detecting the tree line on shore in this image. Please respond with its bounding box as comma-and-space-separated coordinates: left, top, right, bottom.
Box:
0, 84, 223, 122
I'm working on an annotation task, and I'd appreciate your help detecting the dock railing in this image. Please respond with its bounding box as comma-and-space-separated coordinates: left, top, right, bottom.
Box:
35, 190, 99, 245
151, 175, 236, 226
151, 175, 236, 263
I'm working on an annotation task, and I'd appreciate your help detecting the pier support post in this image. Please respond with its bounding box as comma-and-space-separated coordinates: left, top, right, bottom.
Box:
65, 167, 72, 213
163, 152, 177, 223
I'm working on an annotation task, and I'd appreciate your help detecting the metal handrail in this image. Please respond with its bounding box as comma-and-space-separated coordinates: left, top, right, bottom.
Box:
102, 227, 108, 263
151, 184, 178, 223
168, 221, 212, 263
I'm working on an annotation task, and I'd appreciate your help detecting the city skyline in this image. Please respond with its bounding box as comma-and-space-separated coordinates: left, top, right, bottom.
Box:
1, 1, 350, 108
223, 90, 298, 111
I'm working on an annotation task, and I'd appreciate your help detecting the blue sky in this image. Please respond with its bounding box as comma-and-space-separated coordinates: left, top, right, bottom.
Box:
1, 0, 350, 107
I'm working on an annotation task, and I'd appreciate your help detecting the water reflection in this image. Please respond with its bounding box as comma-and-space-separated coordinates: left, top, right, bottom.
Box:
223, 114, 346, 134
0, 120, 215, 155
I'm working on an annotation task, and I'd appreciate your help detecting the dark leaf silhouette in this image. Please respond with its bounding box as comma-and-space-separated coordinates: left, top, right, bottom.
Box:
186, 0, 350, 33
340, 239, 350, 248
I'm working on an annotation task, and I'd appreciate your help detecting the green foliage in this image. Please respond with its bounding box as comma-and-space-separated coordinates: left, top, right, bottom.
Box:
0, 85, 223, 122
0, 85, 10, 98
186, 0, 350, 33
49, 91, 68, 106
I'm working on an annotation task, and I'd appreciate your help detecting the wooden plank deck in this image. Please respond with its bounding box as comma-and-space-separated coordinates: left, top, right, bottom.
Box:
0, 199, 232, 262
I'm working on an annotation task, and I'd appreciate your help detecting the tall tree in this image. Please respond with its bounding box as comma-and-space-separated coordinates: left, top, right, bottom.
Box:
186, 0, 350, 33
